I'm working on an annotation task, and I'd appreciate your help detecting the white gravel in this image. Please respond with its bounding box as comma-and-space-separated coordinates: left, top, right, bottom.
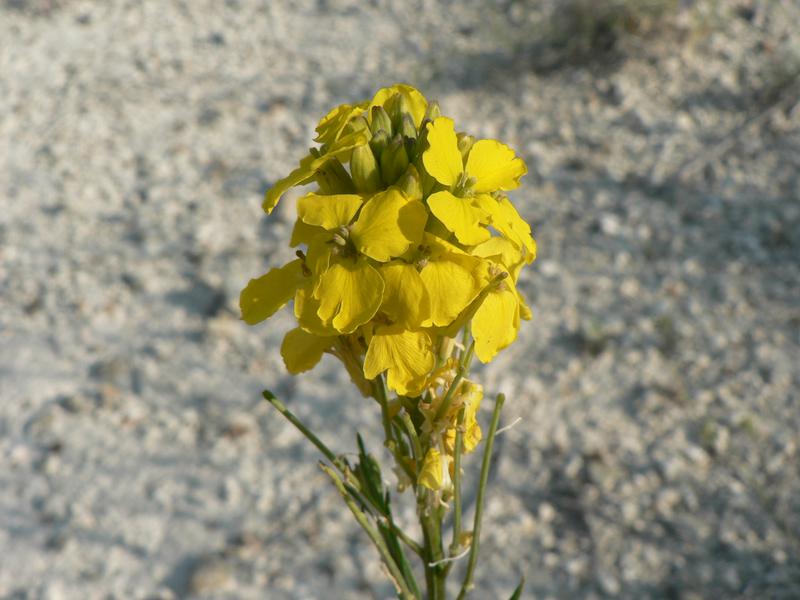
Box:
1, 0, 799, 598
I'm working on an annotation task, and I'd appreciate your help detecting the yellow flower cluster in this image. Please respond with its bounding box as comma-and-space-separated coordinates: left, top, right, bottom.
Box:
240, 85, 535, 488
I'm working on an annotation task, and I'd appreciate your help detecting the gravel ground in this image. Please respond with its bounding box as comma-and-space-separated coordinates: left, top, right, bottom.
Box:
1, 0, 799, 598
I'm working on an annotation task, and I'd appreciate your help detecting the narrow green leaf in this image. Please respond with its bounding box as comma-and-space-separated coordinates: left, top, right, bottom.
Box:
509, 576, 525, 600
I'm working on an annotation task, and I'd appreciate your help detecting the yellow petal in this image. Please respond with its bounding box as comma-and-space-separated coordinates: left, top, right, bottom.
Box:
422, 117, 463, 188
419, 259, 481, 327
363, 327, 434, 396
314, 259, 384, 333
315, 102, 367, 146
263, 129, 369, 214
444, 381, 483, 454
240, 259, 306, 325
465, 139, 527, 193
290, 219, 325, 247
474, 195, 536, 261
370, 84, 428, 128
472, 287, 519, 363
281, 327, 335, 374
461, 384, 484, 453
427, 191, 490, 245
305, 234, 333, 276
262, 155, 316, 216
296, 193, 363, 230
497, 197, 537, 261
350, 189, 427, 262
294, 284, 337, 335
418, 447, 444, 491
378, 261, 430, 328
471, 236, 523, 274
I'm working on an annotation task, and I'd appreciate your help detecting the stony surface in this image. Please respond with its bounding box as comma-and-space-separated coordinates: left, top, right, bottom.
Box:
1, 0, 799, 598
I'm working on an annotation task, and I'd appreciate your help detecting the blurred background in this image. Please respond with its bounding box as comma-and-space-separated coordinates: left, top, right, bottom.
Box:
1, 0, 799, 598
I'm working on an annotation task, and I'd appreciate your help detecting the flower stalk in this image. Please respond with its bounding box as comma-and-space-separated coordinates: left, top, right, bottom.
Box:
243, 85, 535, 598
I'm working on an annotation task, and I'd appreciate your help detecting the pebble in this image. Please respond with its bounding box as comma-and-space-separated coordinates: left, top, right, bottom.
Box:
188, 558, 233, 594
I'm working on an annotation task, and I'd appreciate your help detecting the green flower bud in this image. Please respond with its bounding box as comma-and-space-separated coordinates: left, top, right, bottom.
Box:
380, 136, 409, 187
350, 144, 382, 193
315, 158, 355, 194
390, 93, 413, 133
368, 129, 391, 160
396, 164, 422, 201
370, 106, 393, 136
457, 132, 475, 162
424, 100, 441, 122
399, 113, 417, 140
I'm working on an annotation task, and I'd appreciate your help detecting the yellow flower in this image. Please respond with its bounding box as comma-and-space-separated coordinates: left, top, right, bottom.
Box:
297, 188, 427, 334
414, 234, 487, 328
422, 117, 527, 245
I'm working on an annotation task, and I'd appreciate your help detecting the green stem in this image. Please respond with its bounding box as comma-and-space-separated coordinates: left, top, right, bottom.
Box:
420, 501, 446, 600
372, 375, 395, 448
262, 390, 342, 469
432, 340, 475, 426
448, 406, 466, 561
457, 393, 505, 600
321, 463, 416, 599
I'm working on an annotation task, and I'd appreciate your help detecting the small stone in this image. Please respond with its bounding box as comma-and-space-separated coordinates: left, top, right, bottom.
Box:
598, 570, 620, 595
189, 558, 233, 594
538, 502, 556, 523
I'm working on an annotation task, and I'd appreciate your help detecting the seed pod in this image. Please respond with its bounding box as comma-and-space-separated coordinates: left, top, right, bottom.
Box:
351, 144, 382, 193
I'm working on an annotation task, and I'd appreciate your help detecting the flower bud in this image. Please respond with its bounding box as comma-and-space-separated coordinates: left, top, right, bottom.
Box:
370, 105, 393, 136
368, 129, 391, 160
424, 100, 441, 122
390, 93, 413, 133
350, 144, 382, 193
380, 136, 409, 186
315, 158, 355, 194
396, 164, 422, 201
457, 132, 475, 162
399, 113, 417, 140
